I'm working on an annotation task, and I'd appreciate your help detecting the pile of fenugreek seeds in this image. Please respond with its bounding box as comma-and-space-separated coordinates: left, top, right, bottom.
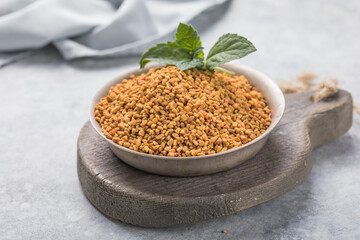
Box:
94, 66, 271, 157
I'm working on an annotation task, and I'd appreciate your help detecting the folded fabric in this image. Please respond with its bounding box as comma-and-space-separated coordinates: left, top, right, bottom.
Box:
0, 0, 228, 67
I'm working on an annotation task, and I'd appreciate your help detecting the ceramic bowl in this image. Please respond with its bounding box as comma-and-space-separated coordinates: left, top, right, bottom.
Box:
89, 63, 285, 176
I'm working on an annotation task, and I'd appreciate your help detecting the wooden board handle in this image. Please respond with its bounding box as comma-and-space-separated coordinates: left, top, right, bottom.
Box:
281, 89, 353, 149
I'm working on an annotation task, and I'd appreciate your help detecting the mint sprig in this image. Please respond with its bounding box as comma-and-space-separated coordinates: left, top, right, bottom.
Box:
140, 23, 256, 74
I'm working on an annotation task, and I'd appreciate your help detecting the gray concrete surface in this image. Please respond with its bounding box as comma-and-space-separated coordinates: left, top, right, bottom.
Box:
1, 0, 360, 239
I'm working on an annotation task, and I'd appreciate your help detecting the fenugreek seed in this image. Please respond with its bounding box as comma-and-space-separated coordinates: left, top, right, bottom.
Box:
104, 111, 111, 119
111, 106, 120, 114
245, 130, 252, 135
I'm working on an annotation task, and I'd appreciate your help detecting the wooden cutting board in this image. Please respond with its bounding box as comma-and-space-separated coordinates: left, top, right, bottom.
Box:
77, 90, 352, 227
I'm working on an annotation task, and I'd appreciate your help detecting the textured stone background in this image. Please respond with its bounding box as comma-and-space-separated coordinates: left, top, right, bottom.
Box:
1, 0, 360, 239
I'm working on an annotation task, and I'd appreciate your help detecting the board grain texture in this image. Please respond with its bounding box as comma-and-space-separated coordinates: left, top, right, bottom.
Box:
77, 90, 352, 227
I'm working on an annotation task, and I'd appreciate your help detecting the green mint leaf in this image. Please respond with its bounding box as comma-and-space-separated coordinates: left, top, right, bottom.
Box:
175, 23, 204, 59
140, 24, 256, 72
139, 42, 204, 71
140, 23, 204, 70
205, 34, 256, 72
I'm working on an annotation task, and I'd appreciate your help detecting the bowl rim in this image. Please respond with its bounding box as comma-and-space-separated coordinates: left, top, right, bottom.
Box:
89, 63, 285, 160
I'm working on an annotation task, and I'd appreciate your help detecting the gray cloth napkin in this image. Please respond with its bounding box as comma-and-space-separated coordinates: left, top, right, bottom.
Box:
0, 0, 228, 67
